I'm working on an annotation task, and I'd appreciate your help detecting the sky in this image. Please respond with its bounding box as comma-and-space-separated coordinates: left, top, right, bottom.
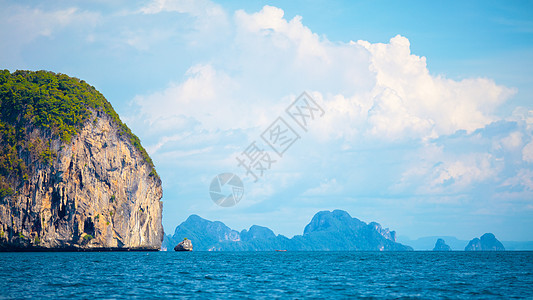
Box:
1, 0, 533, 241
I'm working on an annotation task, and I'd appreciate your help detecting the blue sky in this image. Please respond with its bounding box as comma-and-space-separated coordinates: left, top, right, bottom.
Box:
1, 0, 533, 241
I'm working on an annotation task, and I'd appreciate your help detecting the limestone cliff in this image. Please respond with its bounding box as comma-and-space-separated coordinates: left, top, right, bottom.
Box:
0, 70, 163, 251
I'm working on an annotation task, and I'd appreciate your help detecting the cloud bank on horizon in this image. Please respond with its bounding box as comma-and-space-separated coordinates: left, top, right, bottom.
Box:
1, 0, 532, 240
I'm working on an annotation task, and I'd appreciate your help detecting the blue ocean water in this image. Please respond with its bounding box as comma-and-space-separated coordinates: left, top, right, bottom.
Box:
1, 251, 532, 299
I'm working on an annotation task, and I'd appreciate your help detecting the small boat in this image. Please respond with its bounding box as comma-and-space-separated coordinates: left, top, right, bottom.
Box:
275, 250, 287, 252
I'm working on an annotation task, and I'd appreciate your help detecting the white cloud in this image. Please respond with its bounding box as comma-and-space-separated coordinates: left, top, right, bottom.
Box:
133, 5, 515, 149
367, 87, 435, 139
311, 93, 369, 143
131, 61, 302, 141
359, 35, 516, 139
394, 142, 501, 195
139, 0, 229, 46
502, 169, 533, 191
140, 0, 225, 17
235, 6, 329, 63
431, 153, 497, 188
501, 131, 523, 150
133, 63, 240, 132
303, 178, 342, 196
0, 4, 100, 64
523, 141, 533, 162
120, 27, 175, 52
7, 7, 95, 38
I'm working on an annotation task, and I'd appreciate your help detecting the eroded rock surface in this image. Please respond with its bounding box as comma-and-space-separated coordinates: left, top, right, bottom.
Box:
0, 111, 163, 250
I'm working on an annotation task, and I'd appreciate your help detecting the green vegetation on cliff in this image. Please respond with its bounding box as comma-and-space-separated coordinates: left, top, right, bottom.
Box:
0, 70, 158, 196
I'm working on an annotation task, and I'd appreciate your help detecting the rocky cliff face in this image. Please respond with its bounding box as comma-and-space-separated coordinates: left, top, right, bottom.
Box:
368, 222, 396, 242
0, 70, 163, 251
0, 110, 163, 251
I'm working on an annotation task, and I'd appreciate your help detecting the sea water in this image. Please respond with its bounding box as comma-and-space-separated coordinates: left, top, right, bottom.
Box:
1, 251, 532, 299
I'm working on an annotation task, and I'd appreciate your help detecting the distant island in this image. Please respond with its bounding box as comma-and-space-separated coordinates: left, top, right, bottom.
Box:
398, 235, 533, 250
163, 209, 413, 251
163, 210, 520, 251
465, 233, 505, 251
433, 238, 451, 251
0, 70, 163, 251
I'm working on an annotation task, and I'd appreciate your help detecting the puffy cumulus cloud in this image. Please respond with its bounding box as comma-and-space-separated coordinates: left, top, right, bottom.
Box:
310, 93, 369, 143
367, 87, 435, 139
232, 6, 375, 98
235, 6, 329, 63
131, 5, 375, 147
358, 35, 515, 139
132, 5, 515, 150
